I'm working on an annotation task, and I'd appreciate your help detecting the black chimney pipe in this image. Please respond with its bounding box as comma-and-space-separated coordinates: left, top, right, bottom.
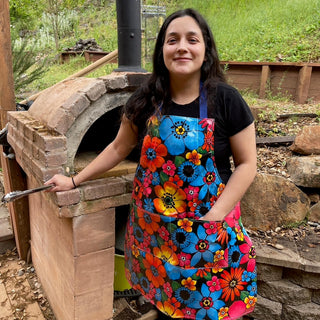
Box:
115, 0, 146, 72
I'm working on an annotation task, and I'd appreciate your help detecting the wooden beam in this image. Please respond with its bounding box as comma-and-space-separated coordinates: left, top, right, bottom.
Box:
259, 65, 271, 99
0, 0, 30, 260
296, 65, 312, 104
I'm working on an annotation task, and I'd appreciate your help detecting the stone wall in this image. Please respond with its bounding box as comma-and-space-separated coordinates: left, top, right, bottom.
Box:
251, 241, 320, 320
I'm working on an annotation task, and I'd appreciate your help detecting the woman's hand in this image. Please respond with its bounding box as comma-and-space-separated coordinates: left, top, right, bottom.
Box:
44, 174, 74, 192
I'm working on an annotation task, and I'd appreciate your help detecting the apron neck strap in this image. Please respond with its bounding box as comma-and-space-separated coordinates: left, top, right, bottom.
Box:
199, 82, 208, 118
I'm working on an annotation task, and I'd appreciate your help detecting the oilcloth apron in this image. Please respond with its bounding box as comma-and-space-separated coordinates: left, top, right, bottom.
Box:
124, 88, 257, 320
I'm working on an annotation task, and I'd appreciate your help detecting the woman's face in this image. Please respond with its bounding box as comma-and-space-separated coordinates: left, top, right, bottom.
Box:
163, 15, 206, 80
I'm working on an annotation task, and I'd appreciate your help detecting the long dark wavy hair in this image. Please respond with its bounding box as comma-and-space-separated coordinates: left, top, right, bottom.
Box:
125, 8, 226, 129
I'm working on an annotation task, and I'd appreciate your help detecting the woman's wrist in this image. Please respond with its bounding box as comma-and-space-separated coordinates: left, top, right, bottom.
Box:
71, 176, 77, 189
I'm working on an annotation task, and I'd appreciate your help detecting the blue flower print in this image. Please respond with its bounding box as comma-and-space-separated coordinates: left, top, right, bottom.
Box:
151, 171, 160, 185
195, 201, 211, 219
228, 245, 243, 268
139, 276, 150, 293
177, 161, 200, 183
242, 270, 255, 282
143, 198, 155, 212
164, 261, 196, 280
247, 282, 257, 296
189, 283, 225, 320
183, 225, 221, 266
190, 157, 222, 200
159, 116, 205, 155
175, 287, 194, 305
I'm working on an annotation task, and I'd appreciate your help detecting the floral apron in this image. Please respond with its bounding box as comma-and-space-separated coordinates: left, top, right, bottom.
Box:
124, 88, 257, 320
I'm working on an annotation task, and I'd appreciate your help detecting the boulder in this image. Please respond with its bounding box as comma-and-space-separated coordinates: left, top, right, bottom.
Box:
241, 173, 310, 231
309, 202, 320, 223
289, 125, 320, 155
287, 156, 320, 188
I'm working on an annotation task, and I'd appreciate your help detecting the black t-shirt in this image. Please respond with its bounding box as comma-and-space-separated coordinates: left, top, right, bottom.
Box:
126, 82, 254, 183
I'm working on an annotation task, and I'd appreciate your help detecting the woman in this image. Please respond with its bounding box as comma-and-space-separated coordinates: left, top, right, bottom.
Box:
46, 8, 257, 320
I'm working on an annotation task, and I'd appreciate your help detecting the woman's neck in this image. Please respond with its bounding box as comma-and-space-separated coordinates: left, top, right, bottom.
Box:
170, 77, 201, 105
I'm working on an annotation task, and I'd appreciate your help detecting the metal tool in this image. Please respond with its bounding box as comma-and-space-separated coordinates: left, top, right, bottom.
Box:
1, 184, 55, 203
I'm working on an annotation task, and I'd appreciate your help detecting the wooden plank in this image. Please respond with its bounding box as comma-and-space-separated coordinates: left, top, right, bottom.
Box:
256, 135, 295, 146
259, 65, 270, 98
296, 65, 312, 104
0, 0, 30, 261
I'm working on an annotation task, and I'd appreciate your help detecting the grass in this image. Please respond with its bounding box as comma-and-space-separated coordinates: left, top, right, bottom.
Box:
11, 0, 320, 98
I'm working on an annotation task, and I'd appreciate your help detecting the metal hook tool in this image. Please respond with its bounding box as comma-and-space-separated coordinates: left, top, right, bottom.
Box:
1, 184, 55, 203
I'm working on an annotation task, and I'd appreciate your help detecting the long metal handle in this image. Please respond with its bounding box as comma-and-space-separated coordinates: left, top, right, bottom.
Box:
1, 184, 55, 203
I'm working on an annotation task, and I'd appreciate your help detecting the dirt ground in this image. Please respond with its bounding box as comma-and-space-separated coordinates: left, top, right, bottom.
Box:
0, 99, 319, 319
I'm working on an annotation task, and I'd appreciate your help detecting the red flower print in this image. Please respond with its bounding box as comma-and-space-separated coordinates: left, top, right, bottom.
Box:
220, 268, 246, 301
202, 131, 214, 152
199, 118, 215, 131
188, 198, 201, 212
207, 275, 221, 292
143, 253, 167, 288
203, 221, 218, 235
182, 307, 196, 319
162, 160, 176, 176
239, 236, 256, 272
158, 225, 170, 241
177, 252, 192, 267
137, 208, 160, 235
184, 186, 200, 201
163, 282, 173, 298
141, 135, 167, 172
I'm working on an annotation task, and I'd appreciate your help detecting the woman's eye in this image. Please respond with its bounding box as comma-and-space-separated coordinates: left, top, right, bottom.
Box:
167, 38, 176, 44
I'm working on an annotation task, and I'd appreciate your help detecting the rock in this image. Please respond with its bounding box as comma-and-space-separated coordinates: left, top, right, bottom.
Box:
309, 202, 320, 223
289, 125, 320, 155
287, 155, 320, 188
241, 173, 310, 231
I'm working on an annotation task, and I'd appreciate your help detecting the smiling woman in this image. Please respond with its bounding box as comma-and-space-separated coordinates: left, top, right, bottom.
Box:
45, 8, 257, 320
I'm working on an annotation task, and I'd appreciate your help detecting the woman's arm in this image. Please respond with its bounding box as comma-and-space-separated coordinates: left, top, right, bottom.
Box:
200, 122, 257, 221
45, 115, 138, 192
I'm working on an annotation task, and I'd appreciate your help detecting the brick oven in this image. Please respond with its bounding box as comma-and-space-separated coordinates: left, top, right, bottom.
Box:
6, 72, 150, 320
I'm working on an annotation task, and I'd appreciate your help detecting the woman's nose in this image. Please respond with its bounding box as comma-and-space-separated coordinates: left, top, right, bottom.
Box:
177, 39, 188, 52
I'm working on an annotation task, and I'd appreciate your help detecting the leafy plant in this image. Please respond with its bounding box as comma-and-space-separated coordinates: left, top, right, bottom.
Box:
12, 39, 48, 93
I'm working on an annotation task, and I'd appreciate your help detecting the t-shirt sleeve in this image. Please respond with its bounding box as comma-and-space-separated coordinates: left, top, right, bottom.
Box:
214, 83, 254, 137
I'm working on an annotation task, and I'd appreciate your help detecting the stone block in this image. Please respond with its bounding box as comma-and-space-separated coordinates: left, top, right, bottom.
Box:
257, 262, 283, 281
250, 294, 282, 320
282, 302, 320, 320
312, 289, 320, 305
258, 279, 312, 305
285, 268, 320, 289
55, 189, 81, 207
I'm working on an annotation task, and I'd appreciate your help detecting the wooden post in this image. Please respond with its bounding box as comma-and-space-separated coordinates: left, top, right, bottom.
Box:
0, 0, 30, 260
259, 65, 271, 99
296, 65, 312, 104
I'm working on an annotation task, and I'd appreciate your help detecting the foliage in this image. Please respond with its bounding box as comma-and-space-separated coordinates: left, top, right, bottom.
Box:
11, 39, 48, 94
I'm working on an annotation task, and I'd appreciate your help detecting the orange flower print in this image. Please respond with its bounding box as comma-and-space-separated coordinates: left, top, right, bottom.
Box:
153, 245, 179, 266
140, 135, 167, 172
217, 183, 225, 196
181, 277, 197, 291
220, 268, 245, 301
205, 261, 224, 274
137, 208, 160, 235
143, 253, 167, 288
202, 131, 214, 152
154, 182, 187, 216
214, 250, 225, 262
156, 298, 184, 318
169, 174, 184, 187
235, 226, 244, 241
186, 149, 202, 165
188, 198, 201, 212
177, 218, 193, 232
244, 296, 257, 309
218, 307, 229, 319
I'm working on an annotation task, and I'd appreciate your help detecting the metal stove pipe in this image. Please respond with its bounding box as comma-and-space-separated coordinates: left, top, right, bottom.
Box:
115, 0, 146, 72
